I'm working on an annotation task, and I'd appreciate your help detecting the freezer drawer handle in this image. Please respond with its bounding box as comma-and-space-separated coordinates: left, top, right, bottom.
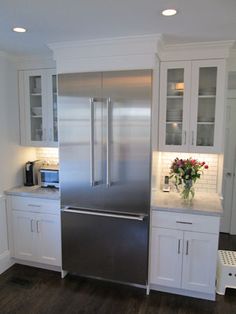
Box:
90, 98, 95, 187
106, 98, 111, 188
176, 221, 192, 225
63, 208, 145, 221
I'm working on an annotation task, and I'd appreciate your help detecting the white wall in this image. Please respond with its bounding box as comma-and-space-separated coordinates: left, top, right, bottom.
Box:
0, 52, 36, 194
0, 52, 35, 273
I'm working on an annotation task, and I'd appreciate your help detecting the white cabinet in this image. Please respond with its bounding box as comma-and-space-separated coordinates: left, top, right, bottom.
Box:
159, 59, 225, 153
150, 211, 220, 300
9, 196, 61, 267
19, 69, 58, 147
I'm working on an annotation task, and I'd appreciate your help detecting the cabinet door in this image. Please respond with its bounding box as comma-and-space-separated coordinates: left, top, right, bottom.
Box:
12, 211, 37, 261
37, 214, 61, 266
150, 227, 183, 288
46, 70, 58, 146
22, 69, 48, 146
159, 61, 191, 152
182, 231, 218, 293
190, 60, 225, 153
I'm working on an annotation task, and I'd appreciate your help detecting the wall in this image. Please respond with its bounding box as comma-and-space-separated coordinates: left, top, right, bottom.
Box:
153, 151, 219, 193
0, 52, 35, 274
35, 147, 59, 165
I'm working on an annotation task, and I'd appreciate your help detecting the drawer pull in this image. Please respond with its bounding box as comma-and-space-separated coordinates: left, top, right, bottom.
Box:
30, 219, 34, 232
36, 220, 41, 233
176, 221, 192, 225
28, 204, 41, 208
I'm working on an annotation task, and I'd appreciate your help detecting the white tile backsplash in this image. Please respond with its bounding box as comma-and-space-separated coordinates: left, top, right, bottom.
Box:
154, 152, 219, 193
36, 147, 59, 165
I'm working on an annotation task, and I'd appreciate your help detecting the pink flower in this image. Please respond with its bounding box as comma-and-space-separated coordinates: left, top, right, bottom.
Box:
204, 165, 209, 169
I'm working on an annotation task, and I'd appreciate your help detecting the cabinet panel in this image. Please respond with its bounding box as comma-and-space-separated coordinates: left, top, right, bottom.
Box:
182, 231, 218, 293
12, 210, 36, 261
37, 214, 61, 266
159, 59, 226, 153
19, 69, 58, 147
150, 227, 183, 288
159, 61, 191, 152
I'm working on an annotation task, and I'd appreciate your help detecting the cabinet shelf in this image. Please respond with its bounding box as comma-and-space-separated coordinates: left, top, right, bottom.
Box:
166, 121, 182, 124
198, 95, 216, 98
167, 95, 184, 99
197, 122, 215, 125
31, 115, 42, 119
30, 93, 42, 96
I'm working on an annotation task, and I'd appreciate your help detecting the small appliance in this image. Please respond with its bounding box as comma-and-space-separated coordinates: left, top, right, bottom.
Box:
39, 165, 59, 188
162, 175, 171, 192
24, 160, 42, 186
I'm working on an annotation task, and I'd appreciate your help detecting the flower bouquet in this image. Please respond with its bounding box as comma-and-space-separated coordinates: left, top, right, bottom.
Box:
169, 157, 209, 202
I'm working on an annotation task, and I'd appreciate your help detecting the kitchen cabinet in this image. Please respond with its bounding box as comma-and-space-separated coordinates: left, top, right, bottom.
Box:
159, 59, 225, 153
150, 210, 220, 300
9, 196, 61, 267
19, 69, 58, 147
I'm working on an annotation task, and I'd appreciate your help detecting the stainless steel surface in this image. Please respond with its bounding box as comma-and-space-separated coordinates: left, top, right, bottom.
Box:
30, 219, 34, 232
184, 130, 187, 145
178, 239, 181, 254
63, 207, 145, 221
36, 220, 40, 233
58, 70, 152, 286
192, 131, 194, 145
61, 210, 148, 284
186, 240, 189, 255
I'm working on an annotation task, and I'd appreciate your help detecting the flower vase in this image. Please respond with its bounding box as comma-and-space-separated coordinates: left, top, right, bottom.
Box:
181, 179, 195, 203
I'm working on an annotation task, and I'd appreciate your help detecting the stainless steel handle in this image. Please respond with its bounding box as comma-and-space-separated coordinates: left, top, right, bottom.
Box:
36, 220, 40, 233
191, 131, 194, 145
186, 240, 189, 255
106, 98, 111, 188
90, 98, 95, 187
176, 221, 192, 225
28, 204, 41, 208
178, 239, 181, 254
30, 219, 34, 232
63, 208, 145, 221
184, 131, 187, 145
226, 172, 232, 177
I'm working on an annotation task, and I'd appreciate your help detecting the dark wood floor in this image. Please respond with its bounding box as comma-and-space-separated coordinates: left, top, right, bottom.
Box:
0, 234, 236, 314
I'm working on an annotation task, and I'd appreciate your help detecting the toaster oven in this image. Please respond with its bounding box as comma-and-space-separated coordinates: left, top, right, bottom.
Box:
39, 165, 59, 188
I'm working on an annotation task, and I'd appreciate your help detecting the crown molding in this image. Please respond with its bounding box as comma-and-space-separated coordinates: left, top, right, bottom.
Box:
48, 34, 162, 73
158, 40, 235, 61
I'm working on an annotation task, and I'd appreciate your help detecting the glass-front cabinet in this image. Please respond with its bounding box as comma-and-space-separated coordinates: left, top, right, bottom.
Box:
19, 69, 58, 147
159, 59, 225, 153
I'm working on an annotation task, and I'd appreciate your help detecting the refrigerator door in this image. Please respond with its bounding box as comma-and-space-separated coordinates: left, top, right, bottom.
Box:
102, 70, 152, 215
58, 72, 106, 210
61, 208, 148, 285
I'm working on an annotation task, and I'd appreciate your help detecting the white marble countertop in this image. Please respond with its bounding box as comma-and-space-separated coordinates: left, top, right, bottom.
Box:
5, 186, 60, 200
151, 190, 223, 216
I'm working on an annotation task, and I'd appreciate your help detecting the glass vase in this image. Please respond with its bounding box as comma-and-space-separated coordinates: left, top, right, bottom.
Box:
181, 179, 195, 203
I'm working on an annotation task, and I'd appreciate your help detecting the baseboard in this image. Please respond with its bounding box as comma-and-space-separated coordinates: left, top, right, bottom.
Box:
150, 283, 216, 301
13, 258, 61, 273
0, 250, 14, 274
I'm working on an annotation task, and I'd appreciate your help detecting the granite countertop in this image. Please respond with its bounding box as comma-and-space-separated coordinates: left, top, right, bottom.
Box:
151, 190, 223, 216
5, 186, 60, 200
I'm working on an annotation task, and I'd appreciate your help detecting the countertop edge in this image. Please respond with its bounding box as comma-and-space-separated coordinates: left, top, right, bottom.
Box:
151, 205, 222, 217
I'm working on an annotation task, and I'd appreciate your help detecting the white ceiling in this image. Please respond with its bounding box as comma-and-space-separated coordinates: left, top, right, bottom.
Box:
1, 0, 236, 56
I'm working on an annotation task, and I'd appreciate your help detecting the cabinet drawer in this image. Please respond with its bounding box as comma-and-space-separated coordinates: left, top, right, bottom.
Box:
10, 196, 60, 214
152, 210, 220, 234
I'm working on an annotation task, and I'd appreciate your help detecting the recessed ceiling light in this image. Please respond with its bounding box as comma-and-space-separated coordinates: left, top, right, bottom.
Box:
12, 27, 27, 33
162, 9, 177, 16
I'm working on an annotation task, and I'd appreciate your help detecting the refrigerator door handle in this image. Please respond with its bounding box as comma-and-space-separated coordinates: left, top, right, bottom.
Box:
63, 207, 145, 221
90, 98, 95, 187
106, 98, 111, 188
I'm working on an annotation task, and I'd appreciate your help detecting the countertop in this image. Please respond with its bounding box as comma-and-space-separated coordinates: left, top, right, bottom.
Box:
151, 190, 223, 216
5, 186, 60, 200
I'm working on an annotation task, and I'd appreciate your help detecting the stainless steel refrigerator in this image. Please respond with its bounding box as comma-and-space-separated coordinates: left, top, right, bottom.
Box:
59, 70, 152, 286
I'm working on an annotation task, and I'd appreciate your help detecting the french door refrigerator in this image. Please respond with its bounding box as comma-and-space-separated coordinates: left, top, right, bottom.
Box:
59, 70, 152, 285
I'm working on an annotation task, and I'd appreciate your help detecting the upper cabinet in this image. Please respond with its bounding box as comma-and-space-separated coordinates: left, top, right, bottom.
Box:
19, 69, 58, 147
159, 59, 226, 153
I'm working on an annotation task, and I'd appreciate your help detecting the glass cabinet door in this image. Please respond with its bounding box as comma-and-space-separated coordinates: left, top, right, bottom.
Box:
29, 75, 43, 142
196, 67, 217, 147
165, 68, 184, 146
159, 61, 191, 151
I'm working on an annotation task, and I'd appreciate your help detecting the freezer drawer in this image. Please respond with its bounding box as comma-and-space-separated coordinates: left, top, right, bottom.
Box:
61, 209, 149, 285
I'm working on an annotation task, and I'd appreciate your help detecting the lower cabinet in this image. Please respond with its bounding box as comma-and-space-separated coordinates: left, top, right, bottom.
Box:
150, 210, 220, 299
10, 196, 61, 267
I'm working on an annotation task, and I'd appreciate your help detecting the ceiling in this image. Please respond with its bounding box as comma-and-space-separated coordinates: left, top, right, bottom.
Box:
1, 0, 236, 56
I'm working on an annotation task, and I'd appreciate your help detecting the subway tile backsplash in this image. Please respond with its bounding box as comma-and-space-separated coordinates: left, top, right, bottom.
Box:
155, 152, 219, 193
36, 147, 59, 165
